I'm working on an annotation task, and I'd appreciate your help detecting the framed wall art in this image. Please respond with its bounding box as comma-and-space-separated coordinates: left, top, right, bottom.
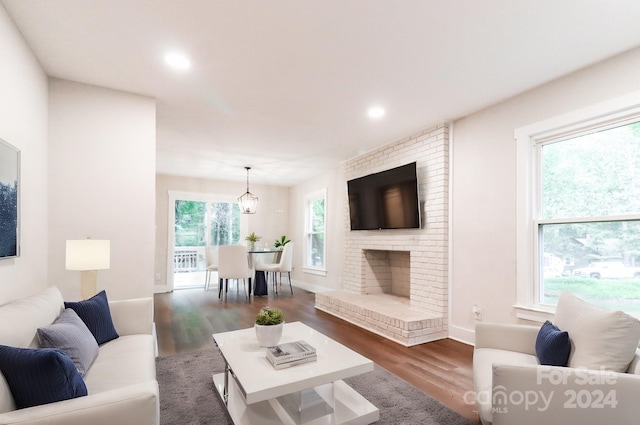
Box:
0, 138, 19, 259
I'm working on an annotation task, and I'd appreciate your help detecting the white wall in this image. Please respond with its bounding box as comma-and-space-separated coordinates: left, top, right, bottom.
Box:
48, 79, 156, 301
0, 4, 49, 305
155, 174, 290, 291
450, 46, 640, 343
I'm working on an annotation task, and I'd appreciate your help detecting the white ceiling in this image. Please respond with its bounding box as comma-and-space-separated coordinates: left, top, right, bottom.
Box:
4, 0, 640, 186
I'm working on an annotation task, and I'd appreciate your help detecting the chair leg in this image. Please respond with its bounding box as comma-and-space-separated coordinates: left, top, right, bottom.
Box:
218, 278, 223, 299
205, 270, 210, 291
288, 271, 293, 294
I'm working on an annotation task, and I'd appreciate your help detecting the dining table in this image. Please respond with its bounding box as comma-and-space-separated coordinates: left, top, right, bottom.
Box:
247, 248, 281, 296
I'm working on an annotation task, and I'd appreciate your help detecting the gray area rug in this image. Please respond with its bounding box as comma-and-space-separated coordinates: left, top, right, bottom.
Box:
156, 349, 477, 425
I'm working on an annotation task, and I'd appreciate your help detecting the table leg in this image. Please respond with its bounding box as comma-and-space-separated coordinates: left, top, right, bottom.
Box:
223, 362, 230, 405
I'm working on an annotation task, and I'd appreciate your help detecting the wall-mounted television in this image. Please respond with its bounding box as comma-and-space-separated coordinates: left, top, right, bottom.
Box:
347, 162, 421, 230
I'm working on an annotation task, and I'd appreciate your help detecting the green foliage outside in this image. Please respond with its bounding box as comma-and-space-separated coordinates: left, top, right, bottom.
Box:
174, 200, 240, 247
255, 307, 285, 325
541, 122, 640, 268
210, 202, 240, 246
175, 200, 206, 246
543, 277, 640, 312
309, 199, 325, 266
540, 122, 640, 313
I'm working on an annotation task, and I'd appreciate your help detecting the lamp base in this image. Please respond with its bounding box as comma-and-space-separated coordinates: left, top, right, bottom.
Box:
80, 270, 98, 300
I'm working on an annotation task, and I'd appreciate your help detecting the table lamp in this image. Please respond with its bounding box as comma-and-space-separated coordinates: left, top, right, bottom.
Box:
66, 238, 110, 300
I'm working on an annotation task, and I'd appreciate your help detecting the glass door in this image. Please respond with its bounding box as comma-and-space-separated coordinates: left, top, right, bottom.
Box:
168, 192, 245, 290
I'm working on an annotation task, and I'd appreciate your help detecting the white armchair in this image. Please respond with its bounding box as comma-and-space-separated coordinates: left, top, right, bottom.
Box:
473, 293, 640, 425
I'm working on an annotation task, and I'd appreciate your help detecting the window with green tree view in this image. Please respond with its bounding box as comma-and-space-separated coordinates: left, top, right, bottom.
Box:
533, 120, 640, 312
304, 189, 327, 274
174, 200, 240, 247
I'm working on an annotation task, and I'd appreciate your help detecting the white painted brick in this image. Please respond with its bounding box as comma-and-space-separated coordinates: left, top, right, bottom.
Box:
330, 122, 450, 345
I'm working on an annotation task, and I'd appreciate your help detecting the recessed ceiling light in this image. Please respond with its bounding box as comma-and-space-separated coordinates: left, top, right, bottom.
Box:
368, 106, 385, 119
164, 52, 191, 70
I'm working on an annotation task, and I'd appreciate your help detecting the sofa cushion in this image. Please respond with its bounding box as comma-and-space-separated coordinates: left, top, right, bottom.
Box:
554, 291, 640, 372
83, 334, 156, 394
535, 320, 571, 367
37, 308, 99, 376
0, 345, 87, 409
64, 291, 119, 345
0, 286, 64, 349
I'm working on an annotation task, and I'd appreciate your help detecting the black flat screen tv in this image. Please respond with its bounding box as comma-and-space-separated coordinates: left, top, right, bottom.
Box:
347, 162, 421, 230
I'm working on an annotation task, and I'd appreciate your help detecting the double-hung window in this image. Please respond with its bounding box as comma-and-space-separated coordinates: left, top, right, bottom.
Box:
516, 92, 640, 319
303, 188, 327, 275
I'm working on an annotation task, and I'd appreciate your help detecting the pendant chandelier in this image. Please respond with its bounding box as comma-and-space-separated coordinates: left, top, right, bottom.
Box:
238, 166, 258, 214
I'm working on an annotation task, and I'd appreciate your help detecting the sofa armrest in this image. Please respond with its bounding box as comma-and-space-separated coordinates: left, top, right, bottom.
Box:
475, 322, 539, 355
109, 297, 154, 336
0, 381, 158, 425
492, 364, 640, 425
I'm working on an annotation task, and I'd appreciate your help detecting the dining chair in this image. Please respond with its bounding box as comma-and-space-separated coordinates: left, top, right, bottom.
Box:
217, 244, 252, 301
204, 245, 218, 291
255, 243, 294, 294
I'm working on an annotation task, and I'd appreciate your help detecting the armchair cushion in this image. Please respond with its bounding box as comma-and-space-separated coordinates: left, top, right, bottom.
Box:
535, 320, 570, 366
64, 291, 119, 345
554, 292, 640, 372
37, 308, 99, 376
0, 346, 87, 409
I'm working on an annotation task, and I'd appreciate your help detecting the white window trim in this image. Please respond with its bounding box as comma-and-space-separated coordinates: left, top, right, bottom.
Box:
515, 90, 640, 322
303, 188, 327, 276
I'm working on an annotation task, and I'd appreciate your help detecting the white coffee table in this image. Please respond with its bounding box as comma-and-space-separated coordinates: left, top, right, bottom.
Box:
212, 321, 379, 425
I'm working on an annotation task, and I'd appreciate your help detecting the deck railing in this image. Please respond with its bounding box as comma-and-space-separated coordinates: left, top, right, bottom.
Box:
173, 248, 199, 273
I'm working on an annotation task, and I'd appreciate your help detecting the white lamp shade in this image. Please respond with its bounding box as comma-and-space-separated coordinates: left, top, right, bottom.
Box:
66, 239, 111, 271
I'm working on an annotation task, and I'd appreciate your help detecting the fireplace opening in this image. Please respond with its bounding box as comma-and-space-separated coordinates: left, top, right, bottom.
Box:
363, 249, 410, 297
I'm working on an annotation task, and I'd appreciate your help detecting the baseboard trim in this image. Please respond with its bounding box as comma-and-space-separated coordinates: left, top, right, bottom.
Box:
448, 324, 475, 346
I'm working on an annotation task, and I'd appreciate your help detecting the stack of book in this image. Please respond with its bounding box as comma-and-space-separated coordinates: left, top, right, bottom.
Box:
266, 340, 317, 369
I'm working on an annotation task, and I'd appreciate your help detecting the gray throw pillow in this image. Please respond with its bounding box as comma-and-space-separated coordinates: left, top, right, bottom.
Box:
37, 308, 99, 376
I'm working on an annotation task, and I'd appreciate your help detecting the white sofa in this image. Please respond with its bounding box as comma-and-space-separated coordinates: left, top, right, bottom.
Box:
473, 293, 640, 425
0, 286, 158, 425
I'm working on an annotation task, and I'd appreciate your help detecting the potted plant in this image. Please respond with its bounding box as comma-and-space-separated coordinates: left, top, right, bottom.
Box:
245, 232, 261, 250
254, 307, 285, 347
274, 235, 291, 249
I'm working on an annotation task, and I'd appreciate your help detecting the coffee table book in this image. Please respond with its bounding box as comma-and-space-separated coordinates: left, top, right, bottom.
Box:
268, 354, 317, 369
267, 340, 316, 365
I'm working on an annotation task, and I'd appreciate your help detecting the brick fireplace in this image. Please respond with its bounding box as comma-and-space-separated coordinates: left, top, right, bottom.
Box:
315, 124, 449, 346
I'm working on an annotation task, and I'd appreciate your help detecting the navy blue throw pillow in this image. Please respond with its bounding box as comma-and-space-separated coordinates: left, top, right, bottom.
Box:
64, 290, 119, 345
535, 320, 571, 366
0, 345, 87, 409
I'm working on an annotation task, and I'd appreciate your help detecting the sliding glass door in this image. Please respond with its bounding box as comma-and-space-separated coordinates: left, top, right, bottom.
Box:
168, 192, 245, 290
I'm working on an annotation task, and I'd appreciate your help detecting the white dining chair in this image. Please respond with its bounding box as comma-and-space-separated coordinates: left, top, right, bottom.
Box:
255, 242, 294, 294
217, 244, 252, 301
204, 245, 219, 291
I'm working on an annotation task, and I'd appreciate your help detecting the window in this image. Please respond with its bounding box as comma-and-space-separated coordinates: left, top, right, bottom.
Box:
304, 189, 327, 275
516, 92, 640, 319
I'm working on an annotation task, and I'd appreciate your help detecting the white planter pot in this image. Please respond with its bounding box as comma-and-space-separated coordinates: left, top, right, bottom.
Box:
255, 323, 284, 347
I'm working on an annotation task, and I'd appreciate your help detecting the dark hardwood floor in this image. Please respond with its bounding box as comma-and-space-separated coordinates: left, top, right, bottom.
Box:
154, 286, 480, 423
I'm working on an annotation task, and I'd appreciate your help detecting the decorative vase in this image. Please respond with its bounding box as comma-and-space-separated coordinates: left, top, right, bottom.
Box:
255, 323, 284, 347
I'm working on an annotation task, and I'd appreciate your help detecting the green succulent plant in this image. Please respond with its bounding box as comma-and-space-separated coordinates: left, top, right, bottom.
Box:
255, 307, 285, 325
